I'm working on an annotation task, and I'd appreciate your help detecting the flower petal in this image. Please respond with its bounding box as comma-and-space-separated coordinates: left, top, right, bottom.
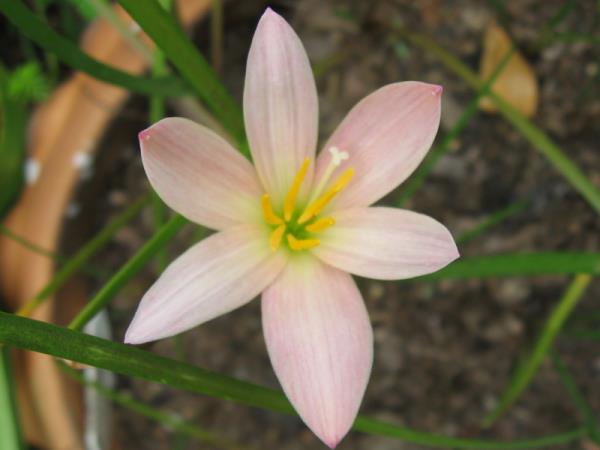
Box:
140, 117, 263, 230
244, 8, 318, 208
315, 82, 442, 210
125, 225, 286, 344
262, 257, 372, 448
313, 207, 459, 280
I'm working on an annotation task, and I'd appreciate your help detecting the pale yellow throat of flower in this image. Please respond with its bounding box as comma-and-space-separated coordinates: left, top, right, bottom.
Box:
261, 147, 353, 252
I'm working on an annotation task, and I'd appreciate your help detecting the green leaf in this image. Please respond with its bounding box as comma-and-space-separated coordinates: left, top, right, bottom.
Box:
396, 47, 515, 205
0, 312, 585, 449
419, 253, 600, 280
68, 214, 188, 331
116, 0, 247, 150
0, 67, 27, 219
550, 350, 600, 443
7, 62, 50, 102
0, 0, 188, 98
456, 199, 529, 245
402, 31, 600, 216
17, 194, 150, 317
59, 363, 252, 450
0, 347, 24, 450
483, 275, 592, 426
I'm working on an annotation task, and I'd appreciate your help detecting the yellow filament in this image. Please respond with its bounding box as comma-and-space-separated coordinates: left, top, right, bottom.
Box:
283, 158, 310, 221
297, 168, 354, 224
305, 217, 335, 233
270, 224, 286, 251
261, 194, 283, 225
287, 234, 320, 251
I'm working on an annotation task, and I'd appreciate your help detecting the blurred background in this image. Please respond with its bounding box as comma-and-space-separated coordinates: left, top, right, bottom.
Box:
1, 0, 600, 449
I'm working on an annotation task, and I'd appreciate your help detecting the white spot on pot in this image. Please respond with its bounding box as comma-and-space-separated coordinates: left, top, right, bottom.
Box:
25, 158, 41, 185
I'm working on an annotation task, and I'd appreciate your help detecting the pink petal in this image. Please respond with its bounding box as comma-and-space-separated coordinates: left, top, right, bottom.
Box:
244, 9, 318, 208
315, 82, 442, 210
313, 207, 459, 280
140, 117, 263, 230
262, 257, 372, 448
125, 225, 286, 344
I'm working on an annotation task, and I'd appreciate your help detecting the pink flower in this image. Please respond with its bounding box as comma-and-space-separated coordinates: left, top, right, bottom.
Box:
125, 8, 458, 448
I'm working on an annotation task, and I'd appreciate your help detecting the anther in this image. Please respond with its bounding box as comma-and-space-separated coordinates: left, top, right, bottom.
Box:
287, 234, 320, 251
270, 224, 286, 251
261, 194, 283, 225
305, 217, 335, 233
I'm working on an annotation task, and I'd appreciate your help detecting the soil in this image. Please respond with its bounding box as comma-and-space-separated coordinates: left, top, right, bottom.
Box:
58, 1, 600, 449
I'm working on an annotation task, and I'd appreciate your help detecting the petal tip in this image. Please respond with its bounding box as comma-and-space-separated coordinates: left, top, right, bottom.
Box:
432, 84, 444, 96
138, 128, 151, 144
261, 6, 281, 22
123, 325, 142, 345
323, 436, 342, 449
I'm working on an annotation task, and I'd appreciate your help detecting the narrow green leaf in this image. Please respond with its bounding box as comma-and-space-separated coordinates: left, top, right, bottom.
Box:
116, 0, 246, 149
59, 363, 254, 450
0, 0, 188, 98
402, 31, 600, 215
17, 194, 150, 317
0, 67, 27, 219
456, 199, 529, 245
396, 47, 515, 205
484, 275, 592, 426
550, 350, 600, 443
419, 253, 600, 281
68, 214, 188, 331
0, 347, 24, 450
0, 312, 585, 449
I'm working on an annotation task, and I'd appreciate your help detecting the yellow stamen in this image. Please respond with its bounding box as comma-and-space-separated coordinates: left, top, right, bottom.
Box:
297, 168, 354, 224
261, 194, 283, 225
287, 234, 320, 251
283, 158, 310, 221
270, 224, 286, 251
305, 217, 335, 233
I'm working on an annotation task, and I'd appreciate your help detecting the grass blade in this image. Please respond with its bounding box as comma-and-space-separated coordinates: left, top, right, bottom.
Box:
59, 362, 254, 450
0, 312, 585, 449
420, 253, 600, 280
403, 31, 600, 215
117, 0, 246, 148
0, 347, 24, 450
550, 350, 600, 443
483, 275, 592, 426
456, 199, 529, 245
0, 0, 188, 98
68, 214, 188, 331
396, 47, 515, 205
17, 194, 150, 317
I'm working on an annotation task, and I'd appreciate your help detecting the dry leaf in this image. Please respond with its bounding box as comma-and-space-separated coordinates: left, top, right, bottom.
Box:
479, 22, 539, 118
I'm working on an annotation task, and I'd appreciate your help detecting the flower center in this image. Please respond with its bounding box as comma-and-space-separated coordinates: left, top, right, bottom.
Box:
261, 147, 353, 252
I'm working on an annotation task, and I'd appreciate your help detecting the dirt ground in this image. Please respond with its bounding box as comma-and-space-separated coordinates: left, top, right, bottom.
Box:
59, 1, 600, 449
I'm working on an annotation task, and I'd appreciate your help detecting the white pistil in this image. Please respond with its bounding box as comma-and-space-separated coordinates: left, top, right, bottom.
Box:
308, 146, 349, 205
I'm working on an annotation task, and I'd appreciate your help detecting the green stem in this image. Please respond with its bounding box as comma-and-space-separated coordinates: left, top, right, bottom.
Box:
396, 47, 515, 205
116, 0, 246, 149
68, 215, 187, 331
550, 350, 600, 443
456, 199, 529, 245
0, 312, 585, 449
0, 0, 187, 97
59, 362, 255, 450
17, 194, 150, 317
483, 275, 592, 426
0, 347, 24, 450
402, 31, 600, 215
